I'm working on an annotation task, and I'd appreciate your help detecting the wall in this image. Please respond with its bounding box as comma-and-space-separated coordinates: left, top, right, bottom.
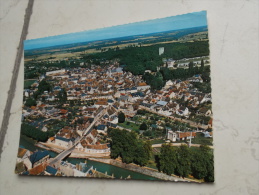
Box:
0, 0, 258, 195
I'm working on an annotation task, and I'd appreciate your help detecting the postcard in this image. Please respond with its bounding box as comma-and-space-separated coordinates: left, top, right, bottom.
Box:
16, 11, 213, 182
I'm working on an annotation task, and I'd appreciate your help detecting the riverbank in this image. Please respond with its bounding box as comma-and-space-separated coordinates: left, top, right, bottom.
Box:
88, 158, 196, 182
20, 136, 171, 180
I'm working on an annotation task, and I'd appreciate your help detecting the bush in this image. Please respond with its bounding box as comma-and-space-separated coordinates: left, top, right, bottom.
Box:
25, 98, 36, 107
139, 122, 148, 130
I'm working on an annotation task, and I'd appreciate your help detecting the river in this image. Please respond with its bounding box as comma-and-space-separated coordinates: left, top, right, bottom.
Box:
19, 136, 159, 181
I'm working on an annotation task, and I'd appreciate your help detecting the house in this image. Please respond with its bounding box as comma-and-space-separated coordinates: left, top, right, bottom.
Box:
137, 82, 150, 91
42, 125, 48, 132
29, 163, 47, 175
29, 150, 50, 168
167, 130, 177, 142
97, 125, 107, 134
84, 143, 110, 154
156, 101, 168, 107
59, 161, 94, 177
45, 166, 58, 176
197, 107, 212, 116
208, 118, 213, 128
176, 131, 196, 141
165, 80, 174, 89
203, 131, 212, 138
176, 106, 189, 116
15, 162, 27, 174
55, 136, 74, 148
17, 148, 31, 162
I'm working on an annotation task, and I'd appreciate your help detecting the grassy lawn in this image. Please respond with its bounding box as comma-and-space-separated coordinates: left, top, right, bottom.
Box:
119, 121, 140, 132
191, 132, 213, 146
24, 80, 36, 89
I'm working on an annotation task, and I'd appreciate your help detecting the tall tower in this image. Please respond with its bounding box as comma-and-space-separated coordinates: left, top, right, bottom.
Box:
159, 47, 164, 55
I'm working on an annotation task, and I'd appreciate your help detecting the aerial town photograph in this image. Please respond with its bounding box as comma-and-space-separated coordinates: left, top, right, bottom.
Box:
16, 11, 214, 183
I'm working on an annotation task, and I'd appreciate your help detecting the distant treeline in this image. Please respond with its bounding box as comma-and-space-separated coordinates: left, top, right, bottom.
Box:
83, 41, 209, 75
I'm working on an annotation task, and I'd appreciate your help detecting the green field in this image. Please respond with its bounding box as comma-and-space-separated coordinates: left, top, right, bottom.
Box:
24, 80, 36, 89
191, 132, 213, 146
118, 121, 140, 132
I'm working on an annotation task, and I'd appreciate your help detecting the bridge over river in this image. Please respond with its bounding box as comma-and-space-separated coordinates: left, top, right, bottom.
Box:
49, 108, 107, 166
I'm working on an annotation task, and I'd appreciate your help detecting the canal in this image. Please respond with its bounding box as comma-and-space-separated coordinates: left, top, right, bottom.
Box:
19, 136, 159, 181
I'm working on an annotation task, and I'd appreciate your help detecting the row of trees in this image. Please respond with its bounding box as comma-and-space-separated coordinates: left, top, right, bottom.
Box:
157, 144, 214, 182
109, 128, 152, 166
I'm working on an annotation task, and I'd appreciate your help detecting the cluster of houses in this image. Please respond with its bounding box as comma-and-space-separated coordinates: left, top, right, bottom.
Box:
24, 64, 212, 122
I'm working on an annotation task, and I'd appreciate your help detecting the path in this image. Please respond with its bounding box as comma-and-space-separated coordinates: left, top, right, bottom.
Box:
152, 143, 214, 149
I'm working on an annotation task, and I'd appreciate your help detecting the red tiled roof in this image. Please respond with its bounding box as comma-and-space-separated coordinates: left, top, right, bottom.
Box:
17, 148, 28, 158
60, 109, 68, 114
86, 144, 108, 150
29, 164, 46, 175
177, 132, 196, 139
138, 82, 147, 86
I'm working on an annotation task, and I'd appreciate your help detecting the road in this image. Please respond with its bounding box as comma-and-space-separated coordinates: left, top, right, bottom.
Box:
139, 105, 209, 129
152, 143, 213, 149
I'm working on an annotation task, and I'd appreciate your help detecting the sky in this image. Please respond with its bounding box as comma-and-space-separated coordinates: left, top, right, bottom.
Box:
24, 11, 207, 50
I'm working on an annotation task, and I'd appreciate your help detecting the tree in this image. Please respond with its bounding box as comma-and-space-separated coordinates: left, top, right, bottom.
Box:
109, 129, 151, 166
25, 97, 36, 107
139, 122, 148, 130
188, 61, 194, 76
58, 88, 67, 103
118, 112, 125, 123
38, 79, 52, 93
134, 142, 150, 166
191, 145, 214, 182
175, 145, 191, 178
157, 144, 178, 175
143, 140, 152, 159
188, 61, 194, 70
201, 59, 204, 72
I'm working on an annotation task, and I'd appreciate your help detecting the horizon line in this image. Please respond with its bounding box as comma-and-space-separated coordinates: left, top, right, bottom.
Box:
24, 11, 207, 50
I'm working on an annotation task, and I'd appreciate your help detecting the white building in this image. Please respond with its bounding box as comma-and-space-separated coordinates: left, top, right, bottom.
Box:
167, 130, 177, 142
46, 69, 66, 76
159, 47, 164, 55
